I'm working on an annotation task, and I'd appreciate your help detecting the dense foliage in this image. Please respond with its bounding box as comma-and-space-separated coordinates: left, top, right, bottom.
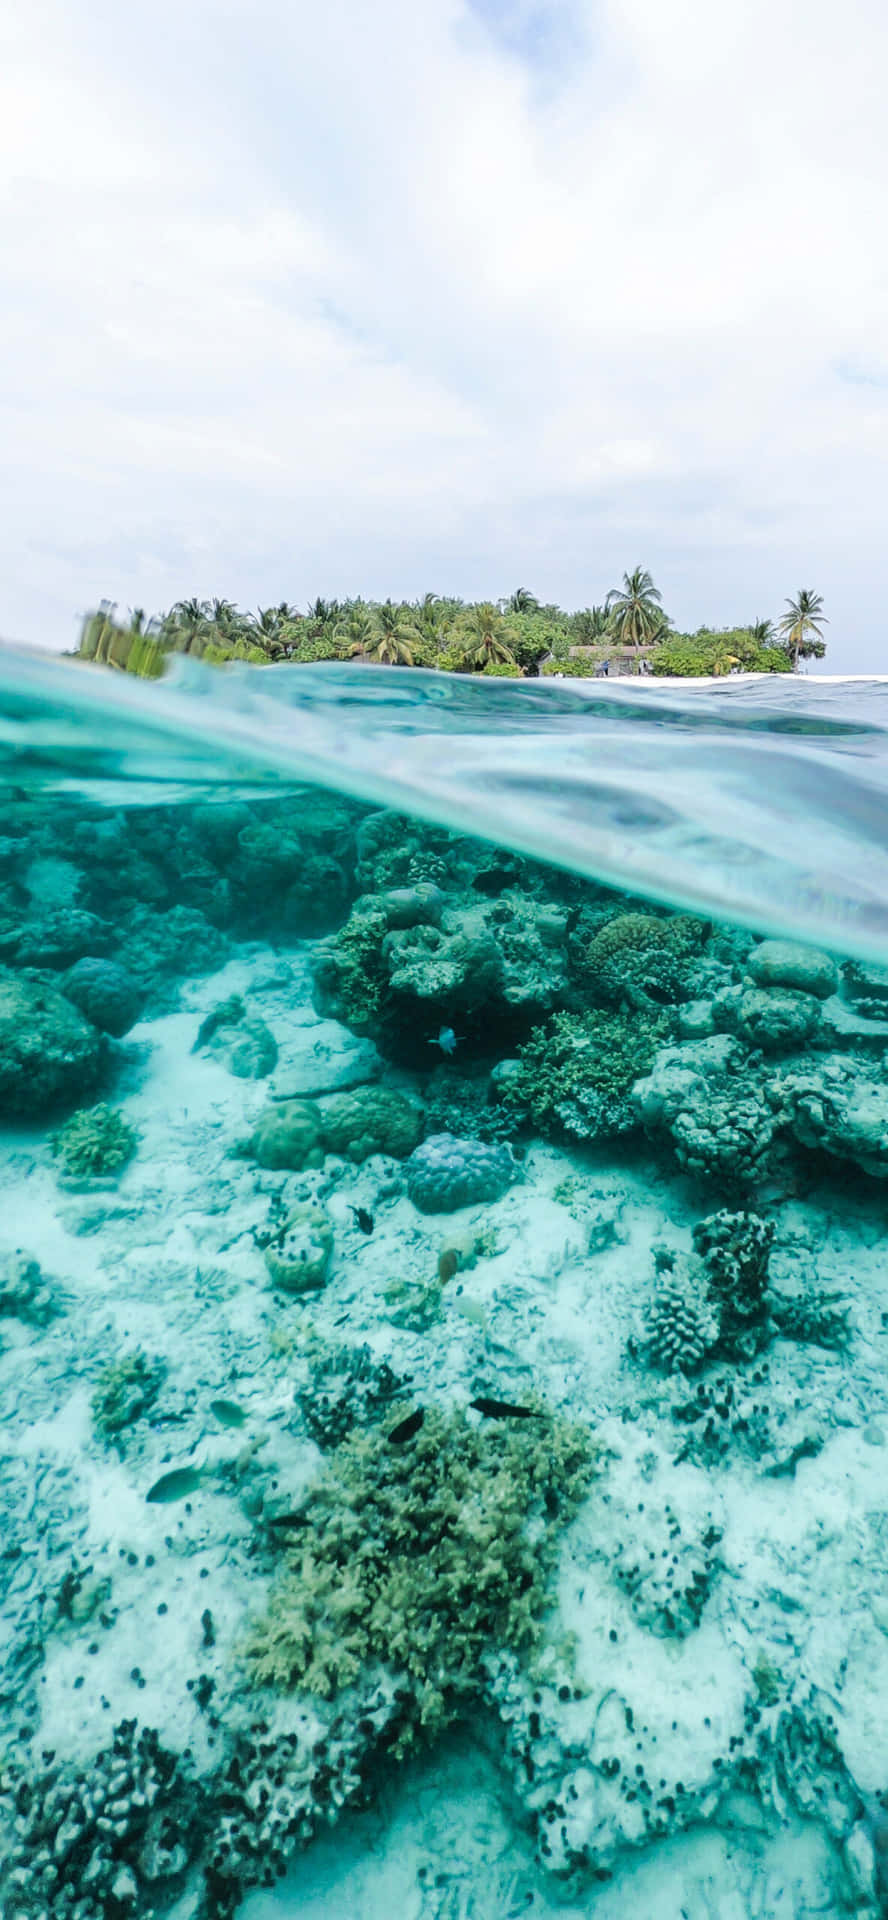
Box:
75, 576, 826, 679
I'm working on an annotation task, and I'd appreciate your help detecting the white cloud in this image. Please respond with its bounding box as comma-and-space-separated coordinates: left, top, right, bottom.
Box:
1, 0, 887, 659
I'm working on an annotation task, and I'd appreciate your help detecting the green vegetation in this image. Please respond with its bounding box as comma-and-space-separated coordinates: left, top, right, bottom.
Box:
74, 578, 827, 679
51, 1103, 140, 1178
777, 588, 829, 669
246, 1400, 596, 1754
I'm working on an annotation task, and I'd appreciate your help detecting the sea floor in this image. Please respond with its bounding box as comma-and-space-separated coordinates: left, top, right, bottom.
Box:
2, 936, 888, 1916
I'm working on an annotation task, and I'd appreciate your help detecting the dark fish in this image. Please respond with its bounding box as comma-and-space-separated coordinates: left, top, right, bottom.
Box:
351, 1207, 374, 1235
470, 1397, 543, 1421
146, 1466, 205, 1504
438, 1248, 460, 1284
387, 1408, 425, 1445
210, 1398, 247, 1429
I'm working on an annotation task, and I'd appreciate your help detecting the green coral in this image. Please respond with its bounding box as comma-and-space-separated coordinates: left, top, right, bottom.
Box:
51, 1103, 140, 1178
247, 1400, 596, 1754
583, 911, 707, 1009
91, 1350, 165, 1443
505, 1007, 671, 1143
264, 1204, 334, 1293
318, 1085, 424, 1162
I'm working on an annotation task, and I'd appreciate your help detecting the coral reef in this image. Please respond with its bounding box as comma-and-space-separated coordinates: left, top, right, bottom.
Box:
247, 1401, 596, 1755
0, 972, 105, 1116
0, 1251, 61, 1328
746, 939, 838, 999
505, 1007, 671, 1144
51, 1104, 140, 1179
0, 1720, 202, 1920
59, 956, 145, 1037
264, 1204, 334, 1292
241, 1098, 324, 1171
405, 1132, 516, 1212
632, 1034, 778, 1185
91, 1350, 166, 1442
582, 910, 707, 1009
316, 1084, 424, 1162
692, 1209, 774, 1358
640, 1254, 721, 1374
296, 1342, 408, 1449
194, 994, 278, 1078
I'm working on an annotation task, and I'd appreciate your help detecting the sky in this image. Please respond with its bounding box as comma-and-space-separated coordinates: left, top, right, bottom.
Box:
1, 0, 887, 668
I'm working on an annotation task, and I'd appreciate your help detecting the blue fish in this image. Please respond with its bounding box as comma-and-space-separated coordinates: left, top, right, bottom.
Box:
429, 1025, 459, 1055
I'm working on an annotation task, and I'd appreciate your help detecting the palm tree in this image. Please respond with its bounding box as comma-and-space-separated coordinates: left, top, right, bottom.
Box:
413, 593, 452, 656
572, 605, 610, 643
368, 600, 417, 665
164, 598, 211, 655
749, 617, 775, 645
335, 607, 376, 659
777, 590, 828, 670
509, 588, 539, 614
459, 602, 517, 671
605, 568, 664, 649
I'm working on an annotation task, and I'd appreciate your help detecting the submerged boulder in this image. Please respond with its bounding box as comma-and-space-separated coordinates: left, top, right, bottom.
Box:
0, 973, 105, 1117
746, 940, 838, 1000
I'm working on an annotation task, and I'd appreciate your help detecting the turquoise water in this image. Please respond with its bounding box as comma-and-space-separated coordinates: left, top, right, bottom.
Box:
2, 650, 888, 1919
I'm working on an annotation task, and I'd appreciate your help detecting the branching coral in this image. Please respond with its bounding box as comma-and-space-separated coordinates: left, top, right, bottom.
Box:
641, 1255, 721, 1374
505, 1007, 671, 1144
247, 1402, 596, 1754
51, 1103, 140, 1178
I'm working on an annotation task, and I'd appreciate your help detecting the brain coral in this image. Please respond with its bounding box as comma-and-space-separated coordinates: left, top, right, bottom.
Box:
405, 1133, 516, 1213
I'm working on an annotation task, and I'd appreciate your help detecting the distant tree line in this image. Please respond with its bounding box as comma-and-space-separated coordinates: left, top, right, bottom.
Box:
74, 576, 828, 680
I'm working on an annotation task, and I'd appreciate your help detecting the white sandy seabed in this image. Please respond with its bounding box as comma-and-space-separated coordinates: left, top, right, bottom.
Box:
3, 939, 888, 1919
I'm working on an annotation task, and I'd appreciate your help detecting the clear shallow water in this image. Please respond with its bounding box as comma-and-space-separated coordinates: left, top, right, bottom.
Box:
2, 649, 888, 1920
6, 648, 888, 959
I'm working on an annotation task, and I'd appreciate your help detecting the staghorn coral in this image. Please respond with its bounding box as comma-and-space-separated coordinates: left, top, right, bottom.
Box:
506, 1006, 671, 1144
51, 1103, 140, 1179
246, 1401, 596, 1755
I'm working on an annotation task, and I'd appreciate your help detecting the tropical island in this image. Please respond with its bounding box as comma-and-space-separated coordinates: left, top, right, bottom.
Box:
75, 572, 828, 681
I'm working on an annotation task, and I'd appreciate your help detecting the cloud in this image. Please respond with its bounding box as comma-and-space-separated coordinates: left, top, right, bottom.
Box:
1, 0, 887, 661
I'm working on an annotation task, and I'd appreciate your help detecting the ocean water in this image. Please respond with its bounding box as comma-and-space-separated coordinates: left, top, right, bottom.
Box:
3, 650, 888, 1919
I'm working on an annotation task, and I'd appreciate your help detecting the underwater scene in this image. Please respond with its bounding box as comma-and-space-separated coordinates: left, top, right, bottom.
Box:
6, 656, 888, 1920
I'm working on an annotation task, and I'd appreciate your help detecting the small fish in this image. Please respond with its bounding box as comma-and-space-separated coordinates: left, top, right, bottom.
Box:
387, 1408, 425, 1445
438, 1248, 460, 1284
351, 1207, 374, 1235
210, 1398, 247, 1429
470, 1397, 543, 1421
428, 1025, 459, 1055
146, 1466, 205, 1504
